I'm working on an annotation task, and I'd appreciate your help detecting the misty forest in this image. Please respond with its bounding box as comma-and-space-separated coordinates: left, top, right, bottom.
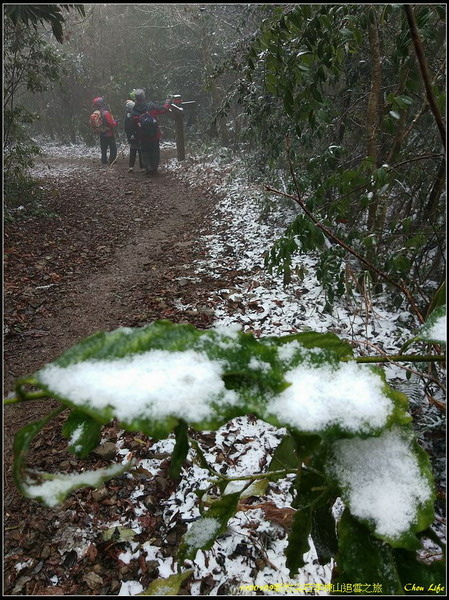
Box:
3, 4, 446, 597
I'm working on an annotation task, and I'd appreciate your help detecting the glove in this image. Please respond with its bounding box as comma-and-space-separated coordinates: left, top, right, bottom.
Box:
165, 98, 172, 104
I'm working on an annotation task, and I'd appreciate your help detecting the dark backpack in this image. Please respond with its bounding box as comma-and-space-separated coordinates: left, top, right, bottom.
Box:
137, 111, 158, 138
124, 113, 134, 140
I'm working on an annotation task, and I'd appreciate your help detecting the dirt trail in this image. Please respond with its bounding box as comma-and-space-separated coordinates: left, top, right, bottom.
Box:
4, 150, 230, 593
5, 151, 217, 386
4, 153, 242, 595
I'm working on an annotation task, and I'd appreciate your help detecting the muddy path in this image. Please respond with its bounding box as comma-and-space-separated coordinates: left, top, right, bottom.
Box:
4, 148, 224, 449
3, 149, 232, 594
5, 150, 217, 385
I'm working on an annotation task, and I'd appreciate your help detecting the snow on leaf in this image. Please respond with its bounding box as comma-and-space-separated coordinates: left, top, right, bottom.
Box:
417, 306, 446, 345
23, 321, 412, 450
328, 427, 435, 548
265, 361, 393, 434
22, 463, 131, 508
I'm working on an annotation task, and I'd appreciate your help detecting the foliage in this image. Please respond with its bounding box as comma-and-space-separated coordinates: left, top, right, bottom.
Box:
22, 4, 261, 145
3, 7, 76, 212
214, 4, 446, 314
12, 5, 443, 312
4, 4, 85, 43
6, 318, 446, 593
5, 5, 445, 592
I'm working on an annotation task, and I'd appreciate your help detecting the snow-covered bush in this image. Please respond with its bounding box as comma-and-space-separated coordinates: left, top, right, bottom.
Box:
7, 311, 446, 594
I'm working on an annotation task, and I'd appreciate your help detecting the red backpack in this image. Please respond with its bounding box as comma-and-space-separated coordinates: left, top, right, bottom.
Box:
89, 109, 107, 134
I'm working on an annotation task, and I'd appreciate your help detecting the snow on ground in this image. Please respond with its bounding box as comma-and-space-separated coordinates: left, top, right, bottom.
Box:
166, 152, 445, 412
25, 141, 445, 595
163, 150, 445, 591
29, 138, 177, 179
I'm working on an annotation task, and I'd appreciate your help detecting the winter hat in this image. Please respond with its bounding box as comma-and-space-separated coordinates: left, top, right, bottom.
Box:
134, 89, 145, 102
93, 96, 105, 107
129, 90, 136, 101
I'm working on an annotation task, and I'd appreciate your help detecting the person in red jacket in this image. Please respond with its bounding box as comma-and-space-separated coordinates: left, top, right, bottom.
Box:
92, 97, 118, 165
130, 89, 171, 176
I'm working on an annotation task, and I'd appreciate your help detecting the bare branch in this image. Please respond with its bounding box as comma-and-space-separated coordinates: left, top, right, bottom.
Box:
265, 137, 425, 323
404, 5, 446, 149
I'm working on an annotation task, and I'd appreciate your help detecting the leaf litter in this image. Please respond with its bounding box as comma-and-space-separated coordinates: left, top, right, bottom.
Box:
3, 141, 445, 595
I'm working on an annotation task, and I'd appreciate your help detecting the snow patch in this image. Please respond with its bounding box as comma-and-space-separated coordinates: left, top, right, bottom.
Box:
266, 361, 393, 433
184, 517, 221, 548
39, 350, 238, 423
330, 427, 433, 539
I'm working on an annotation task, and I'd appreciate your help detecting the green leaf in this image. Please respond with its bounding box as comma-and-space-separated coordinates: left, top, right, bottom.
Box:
334, 510, 404, 594
62, 410, 102, 458
416, 305, 446, 345
223, 477, 269, 499
43, 321, 203, 365
267, 434, 300, 479
329, 426, 436, 550
25, 322, 257, 437
392, 95, 413, 109
190, 438, 212, 472
392, 254, 411, 274
404, 234, 426, 250
103, 526, 138, 542
138, 570, 193, 596
284, 88, 294, 114
169, 420, 189, 480
292, 467, 329, 511
382, 376, 413, 429
21, 462, 132, 508
177, 492, 241, 562
290, 430, 323, 461
264, 330, 353, 361
426, 282, 446, 318
311, 501, 339, 565
394, 549, 446, 594
287, 453, 334, 573
13, 406, 65, 494
285, 507, 312, 574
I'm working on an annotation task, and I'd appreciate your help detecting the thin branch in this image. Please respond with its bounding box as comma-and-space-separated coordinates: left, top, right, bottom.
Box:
211, 468, 297, 484
4, 391, 49, 405
390, 153, 445, 170
344, 354, 446, 364
348, 338, 446, 395
404, 5, 446, 149
266, 140, 425, 323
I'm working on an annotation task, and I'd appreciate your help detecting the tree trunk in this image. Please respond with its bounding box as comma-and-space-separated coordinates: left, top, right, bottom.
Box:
422, 159, 446, 223
200, 23, 229, 146
366, 9, 382, 233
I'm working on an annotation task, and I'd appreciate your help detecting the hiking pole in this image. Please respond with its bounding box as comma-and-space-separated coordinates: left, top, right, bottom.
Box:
109, 133, 127, 169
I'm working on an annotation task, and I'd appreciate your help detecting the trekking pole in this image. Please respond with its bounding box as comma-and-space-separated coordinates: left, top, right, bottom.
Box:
109, 133, 127, 169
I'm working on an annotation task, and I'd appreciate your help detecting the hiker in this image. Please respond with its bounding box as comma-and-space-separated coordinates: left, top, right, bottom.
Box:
91, 97, 118, 165
130, 89, 172, 176
124, 94, 144, 173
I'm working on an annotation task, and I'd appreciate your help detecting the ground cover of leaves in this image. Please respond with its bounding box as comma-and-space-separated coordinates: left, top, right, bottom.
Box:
4, 151, 252, 595
3, 147, 445, 595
